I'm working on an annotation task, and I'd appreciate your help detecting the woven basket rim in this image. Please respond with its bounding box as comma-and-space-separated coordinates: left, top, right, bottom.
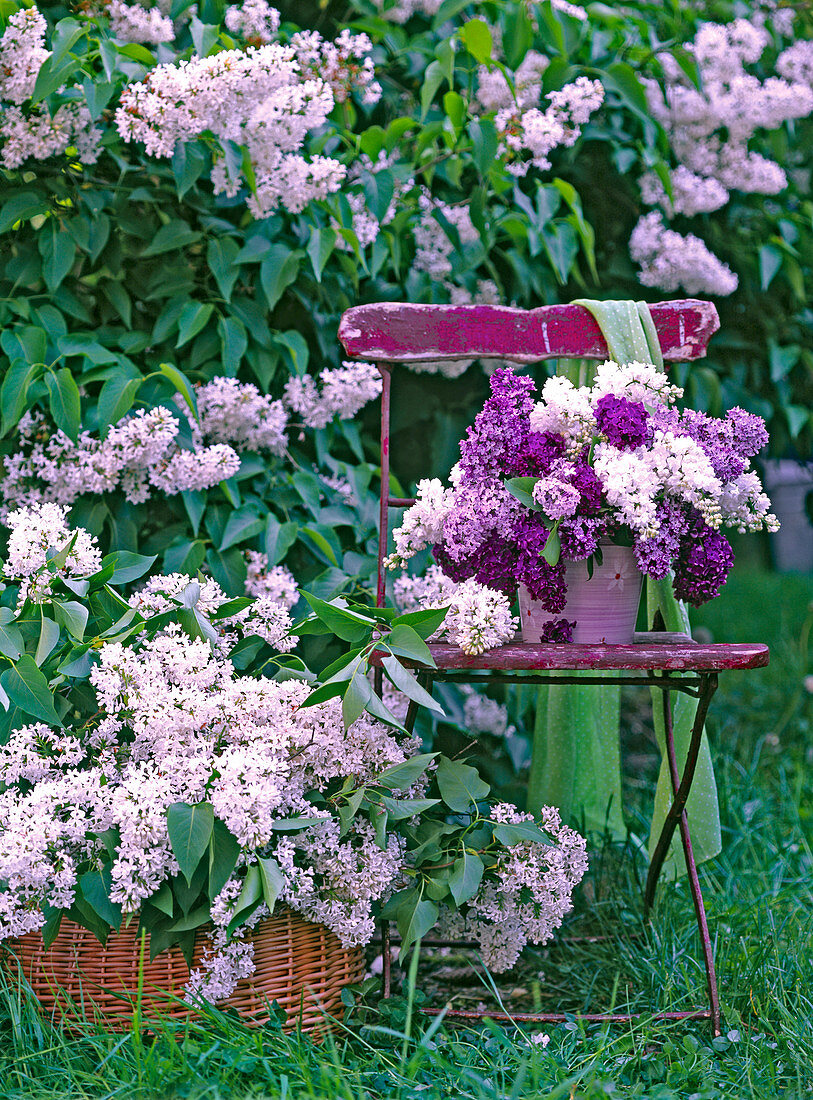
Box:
4, 905, 365, 1034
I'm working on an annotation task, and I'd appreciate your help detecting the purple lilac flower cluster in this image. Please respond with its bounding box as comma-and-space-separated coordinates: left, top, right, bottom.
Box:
433, 370, 571, 612
395, 364, 778, 623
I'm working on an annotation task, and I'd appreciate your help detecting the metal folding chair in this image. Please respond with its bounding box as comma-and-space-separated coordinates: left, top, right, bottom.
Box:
338, 300, 769, 1034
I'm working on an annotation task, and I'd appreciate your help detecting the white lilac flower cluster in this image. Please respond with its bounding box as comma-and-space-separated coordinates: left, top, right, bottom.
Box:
0, 8, 102, 169
491, 75, 604, 177
4, 501, 102, 606
128, 570, 299, 653
436, 803, 588, 972
116, 17, 379, 218
461, 688, 515, 740
386, 481, 455, 567
633, 18, 813, 296
282, 361, 382, 431
224, 0, 281, 43
461, 18, 602, 176
105, 1, 175, 45
1, 403, 240, 516
244, 552, 298, 607
392, 564, 517, 656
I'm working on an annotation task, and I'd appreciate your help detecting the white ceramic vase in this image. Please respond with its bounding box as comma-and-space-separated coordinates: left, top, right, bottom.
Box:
518, 543, 644, 644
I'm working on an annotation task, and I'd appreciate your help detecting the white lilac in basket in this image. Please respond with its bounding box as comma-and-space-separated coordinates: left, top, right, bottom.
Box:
0, 506, 585, 999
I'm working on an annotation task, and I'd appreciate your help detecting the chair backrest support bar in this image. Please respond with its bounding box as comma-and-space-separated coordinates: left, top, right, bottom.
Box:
339, 300, 720, 364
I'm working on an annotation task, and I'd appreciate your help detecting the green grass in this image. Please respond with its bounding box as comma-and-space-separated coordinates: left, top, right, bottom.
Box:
1, 567, 811, 1100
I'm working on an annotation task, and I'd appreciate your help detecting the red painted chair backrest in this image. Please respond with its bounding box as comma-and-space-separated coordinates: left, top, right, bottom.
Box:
337, 300, 720, 605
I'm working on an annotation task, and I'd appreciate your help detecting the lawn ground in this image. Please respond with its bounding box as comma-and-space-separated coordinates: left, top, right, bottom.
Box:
1, 566, 811, 1100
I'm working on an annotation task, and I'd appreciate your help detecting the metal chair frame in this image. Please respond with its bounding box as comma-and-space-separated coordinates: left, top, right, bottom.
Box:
338, 300, 770, 1035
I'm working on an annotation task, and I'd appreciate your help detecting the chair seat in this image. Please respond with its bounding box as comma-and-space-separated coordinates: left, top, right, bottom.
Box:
373, 640, 770, 673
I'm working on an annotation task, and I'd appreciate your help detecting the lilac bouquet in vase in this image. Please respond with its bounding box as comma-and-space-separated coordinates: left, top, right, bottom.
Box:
388, 361, 778, 645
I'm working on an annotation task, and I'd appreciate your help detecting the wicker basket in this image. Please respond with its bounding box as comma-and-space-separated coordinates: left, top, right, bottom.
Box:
4, 907, 365, 1033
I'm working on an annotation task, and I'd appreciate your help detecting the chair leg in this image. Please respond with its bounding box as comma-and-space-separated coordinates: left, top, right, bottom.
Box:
645, 674, 718, 903
645, 676, 721, 1035
678, 801, 721, 1034
380, 918, 392, 999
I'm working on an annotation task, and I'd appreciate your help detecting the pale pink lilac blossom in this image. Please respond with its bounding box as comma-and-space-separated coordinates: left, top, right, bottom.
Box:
392, 564, 517, 656
117, 29, 377, 217
550, 0, 587, 18
638, 165, 728, 217
224, 0, 281, 43
494, 77, 603, 176
0, 515, 581, 993
332, 150, 408, 251
412, 190, 480, 280
0, 7, 49, 105
635, 18, 813, 294
370, 0, 443, 23
282, 361, 382, 430
386, 483, 455, 568
291, 28, 381, 107
193, 378, 288, 456
321, 471, 355, 503
475, 51, 549, 113
629, 212, 739, 297
435, 804, 587, 972
244, 554, 298, 607
0, 382, 290, 515
106, 1, 174, 45
462, 689, 515, 740
129, 571, 298, 654
0, 7, 101, 168
4, 502, 102, 605
0, 617, 414, 985
776, 41, 813, 86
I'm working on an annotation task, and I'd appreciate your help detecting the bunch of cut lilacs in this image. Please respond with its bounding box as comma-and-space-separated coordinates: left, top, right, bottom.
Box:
388, 363, 778, 641
0, 368, 380, 517
0, 504, 586, 999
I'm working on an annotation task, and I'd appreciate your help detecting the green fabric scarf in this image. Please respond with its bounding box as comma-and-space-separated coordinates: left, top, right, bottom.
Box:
526, 300, 721, 877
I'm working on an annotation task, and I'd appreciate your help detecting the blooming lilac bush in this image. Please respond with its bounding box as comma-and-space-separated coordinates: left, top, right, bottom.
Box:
389, 363, 779, 639
0, 503, 586, 993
